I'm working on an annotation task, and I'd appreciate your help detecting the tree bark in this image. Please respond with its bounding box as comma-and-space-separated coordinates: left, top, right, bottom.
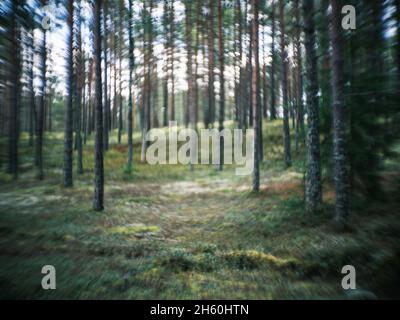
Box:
8, 0, 21, 179
270, 0, 277, 120
330, 0, 349, 230
207, 0, 215, 128
251, 0, 260, 192
217, 0, 225, 171
280, 0, 291, 167
93, 0, 104, 211
127, 0, 134, 171
303, 0, 322, 213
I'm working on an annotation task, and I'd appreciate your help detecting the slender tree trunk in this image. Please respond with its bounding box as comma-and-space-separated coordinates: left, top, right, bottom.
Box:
295, 0, 305, 150
36, 1, 47, 181
28, 31, 35, 148
330, 0, 349, 230
93, 0, 104, 211
251, 0, 260, 192
194, 0, 200, 128
103, 1, 109, 151
236, 0, 244, 129
64, 0, 74, 187
76, 0, 83, 175
217, 0, 225, 170
117, 0, 123, 144
280, 0, 292, 167
207, 0, 215, 128
162, 0, 169, 127
270, 0, 277, 120
8, 0, 21, 179
169, 0, 175, 122
247, 1, 253, 128
303, 0, 322, 213
127, 0, 134, 171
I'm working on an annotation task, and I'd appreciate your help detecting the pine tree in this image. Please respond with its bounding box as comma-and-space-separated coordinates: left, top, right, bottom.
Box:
93, 0, 104, 211
330, 0, 349, 230
303, 0, 322, 213
252, 0, 260, 192
280, 0, 291, 167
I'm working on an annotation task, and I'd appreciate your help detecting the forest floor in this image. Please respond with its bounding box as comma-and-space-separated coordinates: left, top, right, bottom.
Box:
0, 120, 400, 299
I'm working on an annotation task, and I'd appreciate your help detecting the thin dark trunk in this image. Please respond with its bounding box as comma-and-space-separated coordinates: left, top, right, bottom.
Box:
127, 0, 134, 171
330, 0, 349, 230
8, 0, 21, 179
103, 1, 109, 151
280, 0, 291, 167
218, 0, 224, 171
303, 0, 322, 213
251, 0, 260, 192
163, 0, 169, 127
36, 2, 47, 181
207, 0, 215, 128
64, 0, 74, 187
117, 0, 123, 144
270, 0, 277, 120
93, 0, 104, 211
76, 0, 83, 175
295, 0, 305, 150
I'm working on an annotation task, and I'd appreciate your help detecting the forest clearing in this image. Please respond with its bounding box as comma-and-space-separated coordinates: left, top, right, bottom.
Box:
1, 121, 399, 299
1, 0, 400, 301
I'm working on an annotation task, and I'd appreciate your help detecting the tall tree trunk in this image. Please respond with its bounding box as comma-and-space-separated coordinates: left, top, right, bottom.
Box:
8, 0, 21, 179
207, 0, 215, 128
169, 0, 175, 122
93, 0, 104, 211
236, 0, 244, 129
303, 0, 322, 213
247, 0, 253, 128
64, 0, 74, 187
251, 0, 260, 192
270, 0, 277, 120
162, 0, 169, 127
234, 0, 242, 127
217, 0, 225, 171
76, 0, 84, 175
330, 0, 349, 230
28, 31, 35, 148
127, 0, 134, 171
280, 0, 292, 167
103, 1, 109, 151
36, 1, 47, 181
294, 0, 305, 150
194, 0, 200, 128
117, 0, 123, 144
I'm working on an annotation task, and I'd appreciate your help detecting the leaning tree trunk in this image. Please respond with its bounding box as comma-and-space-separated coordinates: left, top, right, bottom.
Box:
280, 0, 291, 167
93, 0, 104, 211
303, 0, 322, 213
251, 0, 260, 192
330, 0, 349, 230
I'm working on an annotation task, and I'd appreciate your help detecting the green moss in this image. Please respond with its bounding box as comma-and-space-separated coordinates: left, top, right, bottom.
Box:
109, 224, 160, 236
